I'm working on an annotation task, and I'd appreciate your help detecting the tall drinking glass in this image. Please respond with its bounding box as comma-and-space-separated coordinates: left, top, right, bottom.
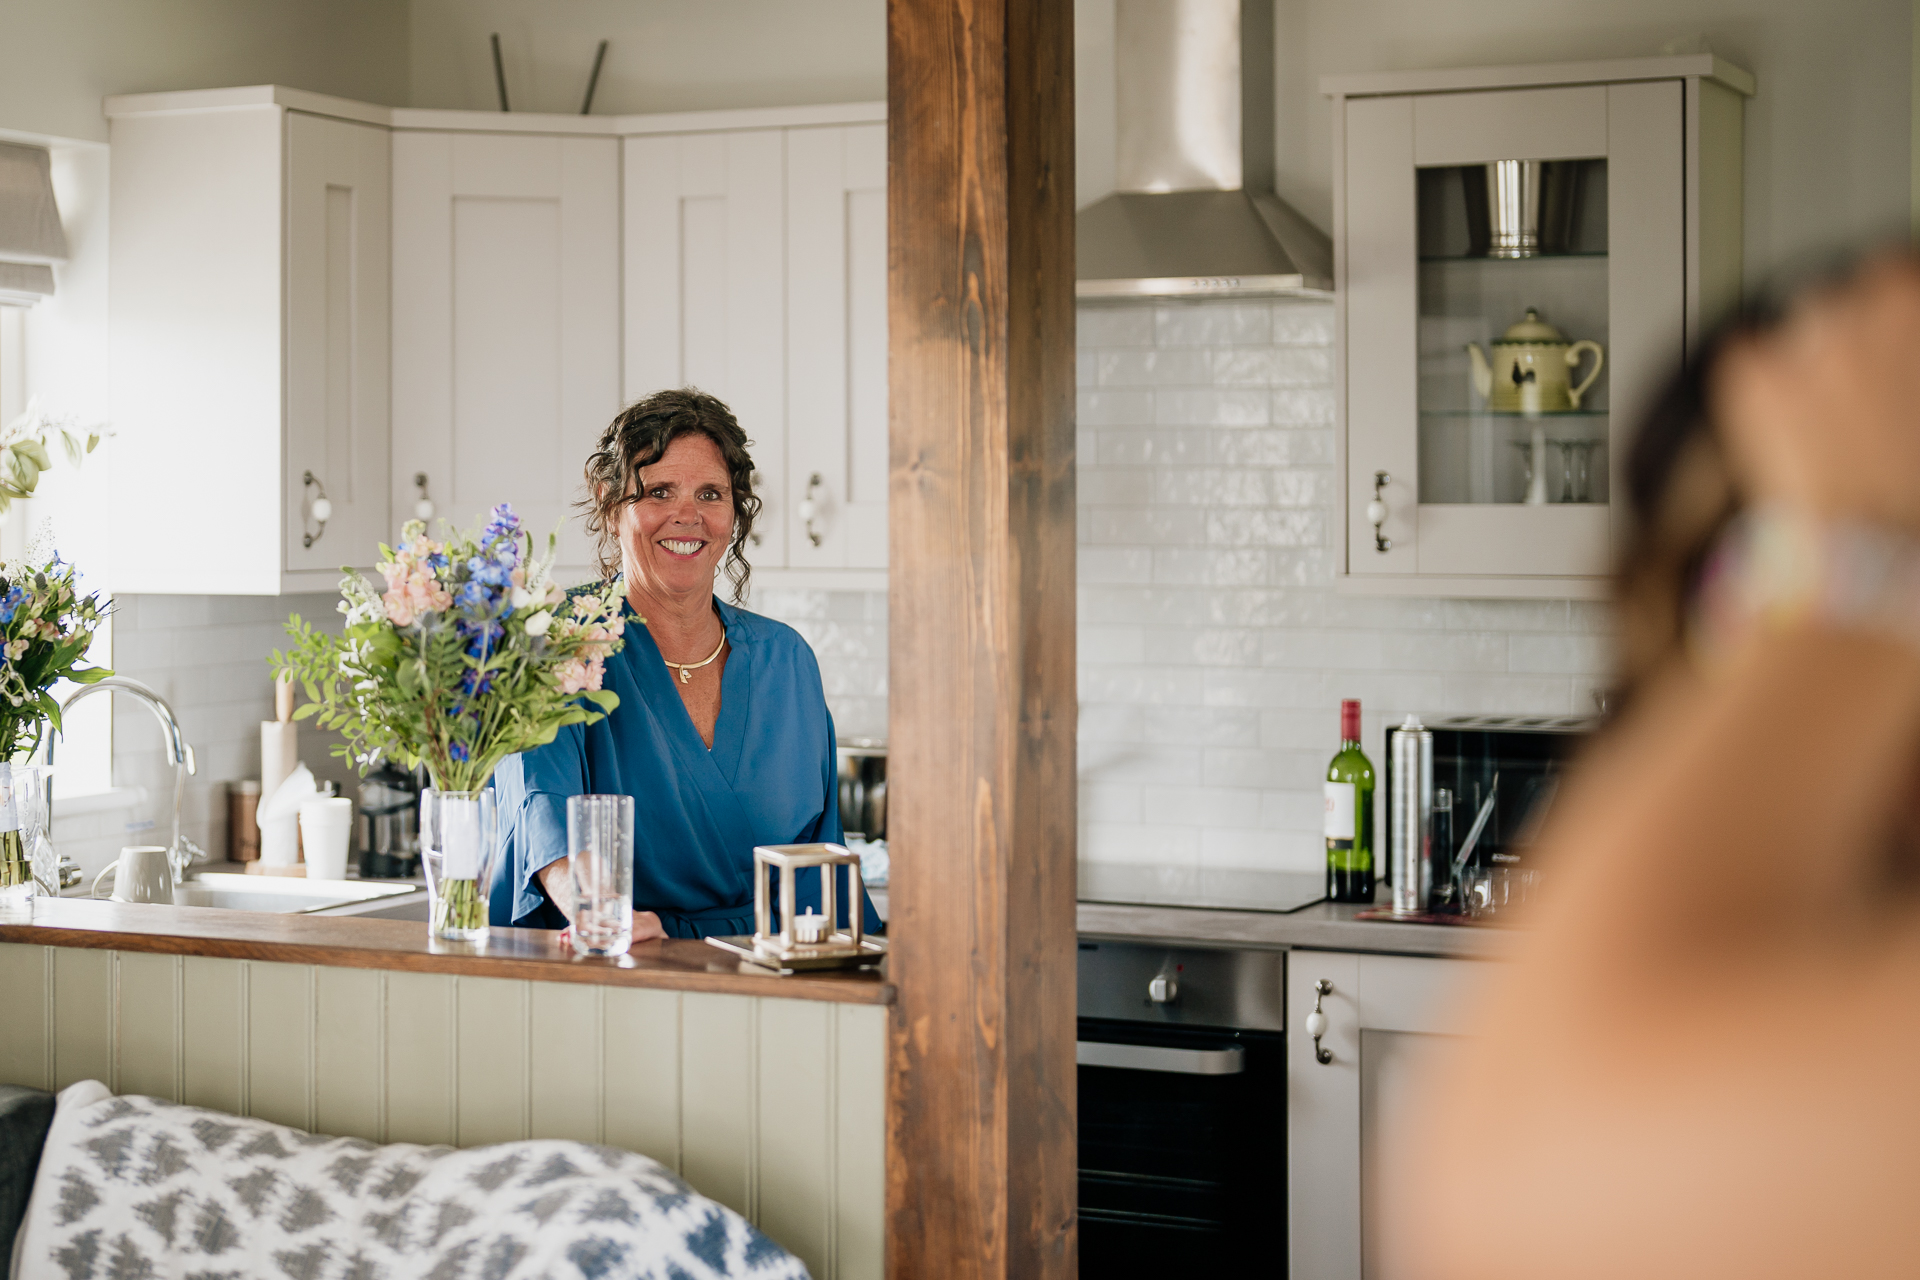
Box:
567, 794, 634, 956
421, 788, 498, 942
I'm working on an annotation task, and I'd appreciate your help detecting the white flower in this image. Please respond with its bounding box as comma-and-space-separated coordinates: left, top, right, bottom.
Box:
510, 586, 533, 609
524, 610, 553, 637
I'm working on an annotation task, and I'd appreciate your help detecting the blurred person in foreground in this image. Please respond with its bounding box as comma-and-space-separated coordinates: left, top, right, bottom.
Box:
1385, 252, 1920, 1280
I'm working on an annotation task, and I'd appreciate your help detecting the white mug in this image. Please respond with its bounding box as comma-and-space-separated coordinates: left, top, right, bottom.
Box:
92, 846, 175, 905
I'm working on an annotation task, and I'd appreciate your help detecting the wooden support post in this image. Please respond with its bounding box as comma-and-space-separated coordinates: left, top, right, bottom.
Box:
885, 0, 1077, 1276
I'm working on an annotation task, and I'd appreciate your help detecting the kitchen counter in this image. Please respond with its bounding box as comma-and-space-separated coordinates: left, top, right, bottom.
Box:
0, 897, 891, 1005
869, 886, 1516, 960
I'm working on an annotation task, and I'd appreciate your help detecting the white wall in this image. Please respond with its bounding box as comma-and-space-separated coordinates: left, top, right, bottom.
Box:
1074, 0, 1915, 287
1074, 296, 1611, 872
0, 0, 409, 145
407, 0, 885, 116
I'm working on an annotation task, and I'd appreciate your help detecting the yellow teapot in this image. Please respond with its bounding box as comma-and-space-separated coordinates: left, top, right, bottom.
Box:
1466, 308, 1604, 413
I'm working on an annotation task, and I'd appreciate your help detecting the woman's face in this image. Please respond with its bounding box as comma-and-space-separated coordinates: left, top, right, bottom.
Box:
619, 432, 734, 598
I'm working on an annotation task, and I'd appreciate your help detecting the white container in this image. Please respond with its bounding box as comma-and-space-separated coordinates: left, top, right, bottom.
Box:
298, 797, 355, 881
257, 763, 316, 867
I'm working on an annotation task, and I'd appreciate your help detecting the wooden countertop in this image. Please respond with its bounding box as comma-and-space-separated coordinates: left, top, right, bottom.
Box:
0, 899, 892, 1005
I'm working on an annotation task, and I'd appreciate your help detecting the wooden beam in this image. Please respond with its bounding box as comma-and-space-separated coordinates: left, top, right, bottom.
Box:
885, 0, 1077, 1275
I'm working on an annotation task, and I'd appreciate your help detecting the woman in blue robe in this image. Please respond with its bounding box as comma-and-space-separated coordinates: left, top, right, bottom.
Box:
491, 388, 881, 940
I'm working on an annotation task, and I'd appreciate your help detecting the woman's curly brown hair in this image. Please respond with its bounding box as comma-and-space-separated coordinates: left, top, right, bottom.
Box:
579, 388, 762, 601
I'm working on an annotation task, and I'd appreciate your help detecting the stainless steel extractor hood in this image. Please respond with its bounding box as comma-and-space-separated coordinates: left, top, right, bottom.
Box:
1078, 0, 1331, 299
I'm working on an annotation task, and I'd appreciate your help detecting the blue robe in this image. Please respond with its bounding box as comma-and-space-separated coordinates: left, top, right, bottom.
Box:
491, 598, 882, 939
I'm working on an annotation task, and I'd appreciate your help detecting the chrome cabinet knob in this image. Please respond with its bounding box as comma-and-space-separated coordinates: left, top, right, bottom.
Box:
1148, 974, 1178, 1004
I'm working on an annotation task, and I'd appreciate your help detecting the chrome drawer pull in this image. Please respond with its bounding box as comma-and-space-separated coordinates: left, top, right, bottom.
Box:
1075, 1041, 1245, 1076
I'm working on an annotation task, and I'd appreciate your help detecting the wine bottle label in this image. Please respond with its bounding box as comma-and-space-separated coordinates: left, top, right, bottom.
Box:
1324, 781, 1355, 844
0, 763, 20, 836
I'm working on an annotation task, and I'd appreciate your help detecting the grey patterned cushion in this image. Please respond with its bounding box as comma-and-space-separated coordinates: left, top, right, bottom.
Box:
13, 1081, 808, 1279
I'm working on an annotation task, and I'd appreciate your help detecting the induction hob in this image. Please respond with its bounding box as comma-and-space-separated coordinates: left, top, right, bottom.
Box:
1076, 862, 1326, 914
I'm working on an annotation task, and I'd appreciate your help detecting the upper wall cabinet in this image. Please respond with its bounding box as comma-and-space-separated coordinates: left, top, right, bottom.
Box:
391, 131, 621, 570
104, 90, 885, 591
625, 116, 889, 581
1324, 56, 1752, 600
107, 90, 391, 594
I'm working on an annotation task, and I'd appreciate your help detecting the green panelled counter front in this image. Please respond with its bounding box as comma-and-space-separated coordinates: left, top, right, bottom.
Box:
0, 903, 888, 1280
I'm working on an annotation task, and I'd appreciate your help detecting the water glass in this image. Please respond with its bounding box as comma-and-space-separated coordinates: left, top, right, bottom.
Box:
567, 794, 634, 956
420, 788, 498, 942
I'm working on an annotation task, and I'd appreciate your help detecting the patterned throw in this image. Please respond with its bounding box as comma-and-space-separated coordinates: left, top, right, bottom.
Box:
11, 1081, 808, 1280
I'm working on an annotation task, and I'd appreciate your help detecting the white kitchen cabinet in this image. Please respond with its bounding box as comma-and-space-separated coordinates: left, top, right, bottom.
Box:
624, 115, 889, 582
390, 131, 621, 571
1324, 55, 1751, 599
1287, 950, 1481, 1280
784, 124, 888, 571
624, 129, 790, 570
106, 89, 391, 594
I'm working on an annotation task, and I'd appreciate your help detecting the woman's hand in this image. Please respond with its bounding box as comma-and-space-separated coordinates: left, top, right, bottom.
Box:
630, 910, 666, 943
556, 911, 667, 949
1715, 253, 1920, 532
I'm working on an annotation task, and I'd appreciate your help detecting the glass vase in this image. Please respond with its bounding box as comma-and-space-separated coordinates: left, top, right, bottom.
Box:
420, 788, 497, 942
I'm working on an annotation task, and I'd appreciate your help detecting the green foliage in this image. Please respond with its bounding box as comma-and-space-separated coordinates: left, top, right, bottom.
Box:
0, 543, 111, 761
269, 510, 629, 794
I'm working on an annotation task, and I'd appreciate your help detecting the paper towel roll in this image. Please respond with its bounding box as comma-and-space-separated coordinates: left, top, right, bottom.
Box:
261, 720, 299, 800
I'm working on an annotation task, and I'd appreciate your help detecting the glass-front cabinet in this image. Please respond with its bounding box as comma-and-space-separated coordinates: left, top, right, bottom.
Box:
1325, 56, 1752, 597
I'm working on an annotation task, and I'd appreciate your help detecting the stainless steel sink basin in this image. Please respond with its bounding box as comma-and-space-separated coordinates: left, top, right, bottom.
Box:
176, 872, 427, 919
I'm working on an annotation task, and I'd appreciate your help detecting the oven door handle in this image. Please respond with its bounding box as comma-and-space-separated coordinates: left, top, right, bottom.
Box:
1075, 1041, 1245, 1075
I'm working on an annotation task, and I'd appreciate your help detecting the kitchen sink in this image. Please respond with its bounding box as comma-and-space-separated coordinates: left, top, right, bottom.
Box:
175, 872, 428, 920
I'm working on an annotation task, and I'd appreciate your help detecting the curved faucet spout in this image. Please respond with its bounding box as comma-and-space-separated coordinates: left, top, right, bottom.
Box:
49, 677, 200, 882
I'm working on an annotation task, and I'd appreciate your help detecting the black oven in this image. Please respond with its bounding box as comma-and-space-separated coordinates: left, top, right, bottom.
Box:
1077, 940, 1286, 1273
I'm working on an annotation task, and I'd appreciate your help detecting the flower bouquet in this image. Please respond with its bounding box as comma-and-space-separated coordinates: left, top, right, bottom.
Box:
0, 535, 111, 911
272, 505, 626, 938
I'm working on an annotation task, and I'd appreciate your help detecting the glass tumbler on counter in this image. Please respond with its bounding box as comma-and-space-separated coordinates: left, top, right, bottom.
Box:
420, 788, 498, 943
568, 794, 634, 956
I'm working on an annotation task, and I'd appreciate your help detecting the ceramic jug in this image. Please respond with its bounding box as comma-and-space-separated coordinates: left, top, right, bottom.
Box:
1466, 308, 1604, 413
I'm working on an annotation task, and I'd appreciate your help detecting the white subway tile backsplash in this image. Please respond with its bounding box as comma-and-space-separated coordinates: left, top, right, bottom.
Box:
1077, 305, 1157, 348
1155, 389, 1269, 427
1080, 782, 1143, 824
1270, 388, 1337, 426
1151, 549, 1268, 588
1140, 626, 1261, 668
1079, 547, 1155, 585
1097, 348, 1214, 387
1270, 303, 1334, 346
1154, 302, 1271, 348
1204, 509, 1324, 547
1141, 705, 1261, 747
1096, 428, 1210, 467
1083, 822, 1200, 866
1507, 633, 1614, 674
1210, 428, 1336, 468
1076, 389, 1156, 427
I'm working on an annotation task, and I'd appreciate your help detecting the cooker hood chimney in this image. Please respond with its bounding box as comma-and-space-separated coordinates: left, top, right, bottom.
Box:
1077, 0, 1331, 299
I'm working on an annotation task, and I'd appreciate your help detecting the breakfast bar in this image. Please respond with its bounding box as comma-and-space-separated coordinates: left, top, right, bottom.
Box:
0, 902, 887, 1280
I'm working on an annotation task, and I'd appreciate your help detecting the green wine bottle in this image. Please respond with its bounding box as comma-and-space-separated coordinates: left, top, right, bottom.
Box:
1325, 699, 1376, 903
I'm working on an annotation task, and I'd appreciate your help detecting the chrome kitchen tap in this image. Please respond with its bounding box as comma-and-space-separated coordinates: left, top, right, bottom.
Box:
47, 677, 203, 888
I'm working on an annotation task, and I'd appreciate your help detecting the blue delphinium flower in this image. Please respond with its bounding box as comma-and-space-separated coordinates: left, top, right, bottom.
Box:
449, 741, 470, 763
0, 585, 22, 625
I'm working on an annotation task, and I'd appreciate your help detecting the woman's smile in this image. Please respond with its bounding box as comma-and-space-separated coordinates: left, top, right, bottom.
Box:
658, 537, 707, 558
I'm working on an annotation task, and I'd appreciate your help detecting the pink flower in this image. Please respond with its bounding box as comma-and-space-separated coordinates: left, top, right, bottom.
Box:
555, 658, 590, 694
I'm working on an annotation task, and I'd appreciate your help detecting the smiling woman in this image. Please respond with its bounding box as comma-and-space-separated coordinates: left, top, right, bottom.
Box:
491, 388, 882, 941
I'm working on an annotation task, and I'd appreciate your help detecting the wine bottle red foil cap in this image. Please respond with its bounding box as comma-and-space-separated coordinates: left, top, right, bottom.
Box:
1340, 699, 1362, 742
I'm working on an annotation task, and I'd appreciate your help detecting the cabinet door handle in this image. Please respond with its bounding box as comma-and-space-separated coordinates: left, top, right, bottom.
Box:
748, 470, 763, 546
1366, 472, 1391, 553
1306, 978, 1334, 1064
797, 472, 825, 547
412, 472, 435, 523
302, 471, 331, 548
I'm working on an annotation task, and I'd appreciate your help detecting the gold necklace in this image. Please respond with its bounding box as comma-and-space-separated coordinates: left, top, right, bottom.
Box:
664, 631, 727, 684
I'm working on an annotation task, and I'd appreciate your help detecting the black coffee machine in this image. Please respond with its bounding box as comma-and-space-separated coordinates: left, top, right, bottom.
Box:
357, 762, 424, 880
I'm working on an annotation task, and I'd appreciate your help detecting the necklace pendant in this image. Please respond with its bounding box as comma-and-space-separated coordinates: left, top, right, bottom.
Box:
679, 668, 691, 684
